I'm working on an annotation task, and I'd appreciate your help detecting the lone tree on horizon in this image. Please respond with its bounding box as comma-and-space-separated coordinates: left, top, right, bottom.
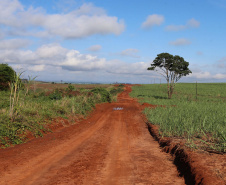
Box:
148, 53, 192, 99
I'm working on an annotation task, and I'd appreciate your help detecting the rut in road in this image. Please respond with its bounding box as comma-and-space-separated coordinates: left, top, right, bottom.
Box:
0, 85, 185, 185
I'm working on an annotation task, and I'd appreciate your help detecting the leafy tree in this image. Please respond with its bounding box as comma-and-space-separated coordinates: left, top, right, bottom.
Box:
0, 64, 16, 90
148, 53, 192, 99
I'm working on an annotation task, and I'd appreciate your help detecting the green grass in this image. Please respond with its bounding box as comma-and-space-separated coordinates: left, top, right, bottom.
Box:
0, 84, 124, 147
130, 83, 226, 153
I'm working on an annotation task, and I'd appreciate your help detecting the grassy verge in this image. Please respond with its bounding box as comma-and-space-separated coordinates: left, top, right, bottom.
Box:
130, 83, 226, 153
0, 83, 124, 147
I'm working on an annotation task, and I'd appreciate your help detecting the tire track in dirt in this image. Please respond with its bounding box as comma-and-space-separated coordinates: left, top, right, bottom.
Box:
0, 107, 112, 185
0, 85, 185, 185
99, 103, 135, 185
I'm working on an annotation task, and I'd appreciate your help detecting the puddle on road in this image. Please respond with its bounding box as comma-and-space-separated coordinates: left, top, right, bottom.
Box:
113, 107, 124, 110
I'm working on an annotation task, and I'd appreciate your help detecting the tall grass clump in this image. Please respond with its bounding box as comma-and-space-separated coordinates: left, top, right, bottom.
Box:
131, 83, 226, 152
9, 71, 24, 121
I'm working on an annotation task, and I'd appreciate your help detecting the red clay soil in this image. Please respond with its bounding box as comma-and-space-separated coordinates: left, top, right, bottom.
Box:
0, 85, 224, 185
147, 124, 226, 185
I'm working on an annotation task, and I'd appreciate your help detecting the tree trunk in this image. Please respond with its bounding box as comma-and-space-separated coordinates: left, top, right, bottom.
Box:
169, 83, 174, 99
169, 87, 173, 99
167, 80, 170, 99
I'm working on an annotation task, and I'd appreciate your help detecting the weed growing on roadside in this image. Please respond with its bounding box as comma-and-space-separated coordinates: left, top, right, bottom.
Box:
91, 88, 112, 103
0, 83, 123, 147
9, 71, 24, 121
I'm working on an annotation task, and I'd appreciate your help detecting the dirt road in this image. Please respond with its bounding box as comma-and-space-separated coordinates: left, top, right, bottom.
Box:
0, 85, 185, 184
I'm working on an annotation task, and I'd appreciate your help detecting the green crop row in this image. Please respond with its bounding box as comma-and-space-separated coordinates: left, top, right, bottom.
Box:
130, 83, 226, 153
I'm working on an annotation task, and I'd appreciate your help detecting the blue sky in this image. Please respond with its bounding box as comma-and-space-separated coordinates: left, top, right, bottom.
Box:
0, 0, 226, 83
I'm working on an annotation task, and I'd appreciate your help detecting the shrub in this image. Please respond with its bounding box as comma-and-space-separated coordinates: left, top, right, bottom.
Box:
91, 88, 111, 103
49, 89, 63, 100
0, 64, 16, 90
110, 86, 124, 96
66, 84, 75, 92
118, 84, 125, 88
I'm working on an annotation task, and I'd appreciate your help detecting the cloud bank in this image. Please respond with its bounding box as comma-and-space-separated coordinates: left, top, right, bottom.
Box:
1, 43, 225, 83
0, 43, 152, 76
0, 1, 125, 39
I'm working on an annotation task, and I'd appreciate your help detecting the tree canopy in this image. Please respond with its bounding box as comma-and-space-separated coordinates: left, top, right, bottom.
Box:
0, 64, 16, 90
148, 53, 192, 98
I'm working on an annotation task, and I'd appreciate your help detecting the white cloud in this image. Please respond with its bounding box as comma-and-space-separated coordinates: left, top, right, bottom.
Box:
62, 50, 106, 71
165, 18, 200, 31
190, 71, 212, 79
36, 44, 67, 59
0, 1, 125, 39
43, 13, 125, 38
0, 43, 107, 71
2, 42, 224, 83
187, 18, 200, 28
88, 45, 102, 52
0, 0, 24, 27
142, 14, 164, 29
106, 60, 159, 77
0, 28, 5, 39
0, 43, 158, 79
28, 64, 45, 72
169, 38, 191, 46
0, 39, 30, 49
120, 48, 140, 58
188, 70, 226, 80
213, 73, 226, 79
0, 44, 63, 65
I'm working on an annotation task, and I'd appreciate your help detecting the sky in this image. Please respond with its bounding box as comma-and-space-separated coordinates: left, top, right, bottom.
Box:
0, 0, 226, 84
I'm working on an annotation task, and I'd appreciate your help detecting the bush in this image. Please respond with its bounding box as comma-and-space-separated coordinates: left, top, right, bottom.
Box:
49, 89, 63, 100
110, 86, 124, 96
66, 84, 75, 92
0, 64, 16, 90
91, 88, 111, 103
118, 84, 125, 88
